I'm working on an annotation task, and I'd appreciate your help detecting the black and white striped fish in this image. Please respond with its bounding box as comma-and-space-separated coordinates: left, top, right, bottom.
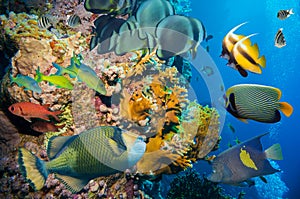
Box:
274, 28, 286, 48
38, 16, 53, 29
66, 14, 82, 28
277, 8, 294, 20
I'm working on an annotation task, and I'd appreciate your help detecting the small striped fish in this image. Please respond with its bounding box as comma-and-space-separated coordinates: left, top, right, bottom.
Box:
274, 28, 286, 48
38, 16, 52, 29
277, 8, 294, 20
66, 14, 82, 28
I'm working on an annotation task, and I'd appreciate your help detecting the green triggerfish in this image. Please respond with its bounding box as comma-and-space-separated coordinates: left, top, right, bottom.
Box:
225, 84, 293, 123
18, 126, 146, 193
208, 132, 283, 186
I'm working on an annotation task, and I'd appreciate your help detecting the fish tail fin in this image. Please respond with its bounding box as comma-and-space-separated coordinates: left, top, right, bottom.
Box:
9, 73, 15, 84
35, 67, 43, 83
265, 143, 283, 160
18, 148, 48, 191
52, 62, 63, 75
279, 102, 293, 117
51, 110, 63, 122
289, 8, 294, 15
257, 55, 266, 68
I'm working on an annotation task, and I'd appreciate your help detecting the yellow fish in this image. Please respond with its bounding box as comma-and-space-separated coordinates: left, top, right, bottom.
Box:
220, 22, 251, 60
230, 33, 266, 77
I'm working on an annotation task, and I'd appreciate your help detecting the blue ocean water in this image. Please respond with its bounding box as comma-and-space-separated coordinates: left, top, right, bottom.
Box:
189, 0, 300, 198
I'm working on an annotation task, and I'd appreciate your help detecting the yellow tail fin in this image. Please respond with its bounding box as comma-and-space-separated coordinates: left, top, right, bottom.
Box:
258, 55, 266, 68
265, 143, 283, 160
18, 148, 48, 191
279, 102, 293, 117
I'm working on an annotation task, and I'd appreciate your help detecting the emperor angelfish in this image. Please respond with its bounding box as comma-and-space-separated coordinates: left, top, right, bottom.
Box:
155, 15, 206, 60
229, 34, 266, 77
220, 22, 250, 60
135, 0, 175, 39
208, 132, 283, 186
225, 84, 293, 123
84, 0, 139, 16
18, 126, 146, 193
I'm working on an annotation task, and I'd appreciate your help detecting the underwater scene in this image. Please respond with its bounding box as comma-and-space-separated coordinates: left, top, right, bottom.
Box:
0, 0, 299, 198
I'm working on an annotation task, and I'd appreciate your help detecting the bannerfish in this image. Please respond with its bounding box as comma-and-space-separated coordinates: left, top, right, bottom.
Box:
274, 28, 286, 48
135, 0, 175, 39
84, 0, 139, 16
208, 132, 283, 186
277, 9, 294, 20
229, 34, 266, 77
156, 15, 206, 60
66, 14, 82, 28
8, 102, 62, 122
76, 63, 107, 95
18, 126, 146, 193
220, 22, 250, 60
10, 73, 42, 93
225, 84, 293, 123
35, 67, 74, 90
31, 121, 65, 133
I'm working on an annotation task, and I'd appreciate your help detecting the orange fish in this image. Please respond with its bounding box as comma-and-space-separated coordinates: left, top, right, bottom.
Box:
8, 102, 62, 122
30, 121, 65, 133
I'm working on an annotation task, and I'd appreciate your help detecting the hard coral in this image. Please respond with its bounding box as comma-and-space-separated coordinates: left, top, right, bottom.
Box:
166, 169, 233, 199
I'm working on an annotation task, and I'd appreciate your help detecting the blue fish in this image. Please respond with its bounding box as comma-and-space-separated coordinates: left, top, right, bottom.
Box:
10, 73, 42, 93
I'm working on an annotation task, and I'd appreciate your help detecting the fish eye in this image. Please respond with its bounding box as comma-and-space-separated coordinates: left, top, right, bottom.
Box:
10, 106, 14, 111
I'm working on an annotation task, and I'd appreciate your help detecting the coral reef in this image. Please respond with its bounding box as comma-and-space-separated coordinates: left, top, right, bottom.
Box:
0, 1, 224, 198
166, 169, 234, 199
0, 109, 20, 157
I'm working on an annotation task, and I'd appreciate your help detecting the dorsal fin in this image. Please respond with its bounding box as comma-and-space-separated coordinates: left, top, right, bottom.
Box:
47, 135, 76, 160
